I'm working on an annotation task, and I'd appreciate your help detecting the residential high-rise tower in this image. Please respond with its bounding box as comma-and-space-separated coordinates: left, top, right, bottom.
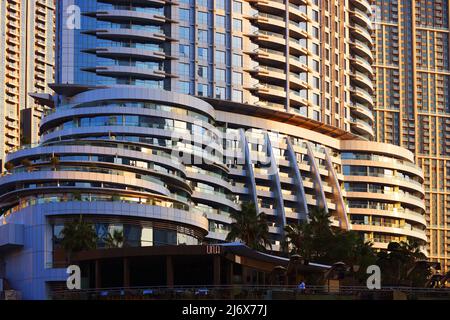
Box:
0, 0, 55, 167
372, 0, 450, 270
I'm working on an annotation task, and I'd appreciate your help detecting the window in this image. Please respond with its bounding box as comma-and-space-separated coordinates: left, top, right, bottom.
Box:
233, 72, 242, 85
232, 54, 242, 67
215, 86, 226, 99
198, 47, 208, 60
179, 9, 190, 22
178, 81, 190, 94
232, 36, 242, 49
216, 1, 225, 10
179, 63, 190, 77
313, 93, 320, 106
216, 32, 226, 46
198, 65, 208, 78
313, 60, 320, 72
198, 84, 208, 96
179, 44, 190, 58
216, 15, 226, 28
232, 89, 243, 102
216, 68, 226, 82
233, 1, 242, 14
216, 50, 226, 64
313, 110, 320, 121
233, 18, 242, 32
180, 27, 190, 40
198, 29, 208, 42
198, 11, 208, 25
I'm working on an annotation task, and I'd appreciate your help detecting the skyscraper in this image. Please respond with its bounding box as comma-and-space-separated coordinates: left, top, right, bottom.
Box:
372, 0, 450, 270
0, 0, 426, 299
0, 0, 55, 167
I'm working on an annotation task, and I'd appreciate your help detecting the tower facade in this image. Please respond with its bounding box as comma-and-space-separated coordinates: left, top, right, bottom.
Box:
0, 0, 426, 299
372, 0, 450, 270
0, 0, 56, 166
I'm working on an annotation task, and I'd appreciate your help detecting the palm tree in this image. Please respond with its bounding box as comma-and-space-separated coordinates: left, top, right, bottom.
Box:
283, 208, 376, 284
377, 241, 429, 286
283, 222, 313, 260
104, 229, 125, 248
226, 202, 272, 251
60, 215, 98, 264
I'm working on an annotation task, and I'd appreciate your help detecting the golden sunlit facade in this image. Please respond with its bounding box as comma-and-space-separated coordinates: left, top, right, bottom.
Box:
0, 0, 55, 167
372, 0, 450, 270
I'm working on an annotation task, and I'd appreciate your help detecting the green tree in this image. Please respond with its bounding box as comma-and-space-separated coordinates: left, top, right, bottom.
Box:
377, 241, 429, 287
283, 208, 376, 284
60, 215, 98, 263
284, 222, 313, 260
104, 229, 125, 248
226, 202, 272, 251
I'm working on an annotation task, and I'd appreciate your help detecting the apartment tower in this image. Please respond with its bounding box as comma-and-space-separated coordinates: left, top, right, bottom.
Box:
372, 0, 450, 270
0, 0, 55, 167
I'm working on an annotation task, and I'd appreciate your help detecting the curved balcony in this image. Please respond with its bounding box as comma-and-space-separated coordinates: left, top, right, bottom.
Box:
186, 171, 234, 192
341, 159, 424, 181
88, 29, 168, 43
85, 65, 168, 80
252, 33, 287, 53
351, 224, 427, 243
289, 56, 309, 73
250, 67, 286, 87
350, 87, 374, 105
350, 0, 372, 13
0, 171, 172, 201
253, 0, 285, 15
249, 84, 287, 104
99, 0, 166, 7
94, 10, 166, 25
350, 71, 374, 92
348, 208, 427, 227
350, 102, 374, 122
85, 47, 168, 62
350, 55, 373, 75
346, 191, 426, 211
288, 4, 309, 22
289, 90, 309, 108
253, 15, 285, 34
40, 107, 218, 136
350, 118, 375, 139
249, 49, 287, 69
5, 145, 186, 176
350, 8, 373, 29
350, 40, 373, 61
350, 23, 372, 44
191, 191, 239, 211
289, 39, 310, 56
289, 22, 309, 40
344, 175, 425, 195
289, 73, 310, 90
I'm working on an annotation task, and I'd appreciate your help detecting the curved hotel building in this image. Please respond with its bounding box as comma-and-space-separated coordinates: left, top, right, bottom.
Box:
0, 0, 426, 299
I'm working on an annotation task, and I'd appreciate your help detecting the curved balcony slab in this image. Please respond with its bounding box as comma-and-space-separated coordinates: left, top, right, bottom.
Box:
95, 10, 166, 25
86, 47, 167, 62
